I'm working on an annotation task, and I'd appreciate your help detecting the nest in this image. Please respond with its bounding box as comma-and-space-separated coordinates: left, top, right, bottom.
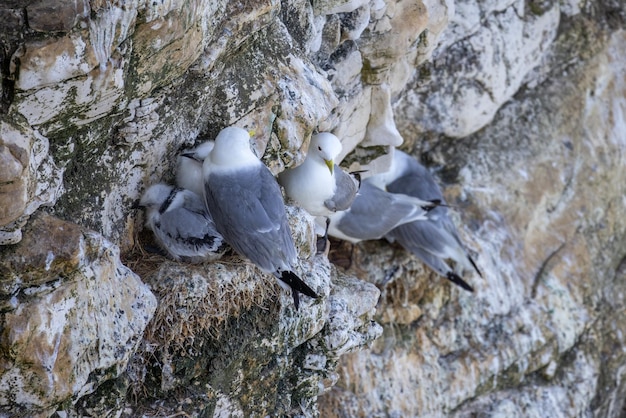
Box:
122, 228, 279, 353
144, 258, 277, 352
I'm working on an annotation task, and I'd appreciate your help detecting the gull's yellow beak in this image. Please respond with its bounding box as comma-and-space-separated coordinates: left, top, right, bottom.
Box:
325, 159, 334, 174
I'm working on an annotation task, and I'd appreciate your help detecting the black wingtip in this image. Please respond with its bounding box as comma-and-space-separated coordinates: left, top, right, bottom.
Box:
422, 199, 444, 212
467, 255, 483, 278
446, 272, 474, 292
316, 235, 329, 255
349, 170, 368, 188
280, 271, 319, 308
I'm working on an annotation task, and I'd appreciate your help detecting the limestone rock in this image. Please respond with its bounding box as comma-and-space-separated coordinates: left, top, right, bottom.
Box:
15, 34, 99, 92
0, 121, 29, 227
0, 119, 62, 245
0, 214, 157, 416
97, 233, 380, 416
0, 0, 625, 416
319, 20, 626, 418
26, 0, 85, 33
395, 1, 561, 138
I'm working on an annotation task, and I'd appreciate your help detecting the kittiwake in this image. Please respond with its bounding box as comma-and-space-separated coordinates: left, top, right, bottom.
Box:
176, 140, 215, 196
326, 180, 435, 243
139, 183, 227, 263
370, 149, 482, 292
278, 132, 359, 218
202, 126, 319, 310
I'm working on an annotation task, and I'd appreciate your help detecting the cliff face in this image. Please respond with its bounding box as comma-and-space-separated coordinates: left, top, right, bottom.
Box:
0, 0, 625, 417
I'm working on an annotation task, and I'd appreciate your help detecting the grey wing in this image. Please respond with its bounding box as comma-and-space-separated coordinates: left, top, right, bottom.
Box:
206, 166, 295, 271
157, 207, 224, 257
386, 173, 445, 204
257, 167, 297, 264
387, 173, 452, 226
336, 182, 425, 240
388, 226, 452, 276
324, 165, 359, 212
387, 219, 460, 265
182, 190, 218, 224
182, 190, 210, 214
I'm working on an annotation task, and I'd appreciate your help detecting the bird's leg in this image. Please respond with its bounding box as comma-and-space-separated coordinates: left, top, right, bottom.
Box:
347, 242, 356, 270
316, 217, 331, 255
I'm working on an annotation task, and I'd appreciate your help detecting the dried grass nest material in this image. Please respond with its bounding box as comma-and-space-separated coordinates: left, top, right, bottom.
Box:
141, 258, 278, 351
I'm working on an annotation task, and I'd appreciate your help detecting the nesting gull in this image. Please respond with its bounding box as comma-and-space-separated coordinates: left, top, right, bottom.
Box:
176, 140, 215, 196
278, 132, 359, 218
139, 183, 227, 263
202, 127, 319, 310
369, 149, 481, 292
326, 180, 435, 243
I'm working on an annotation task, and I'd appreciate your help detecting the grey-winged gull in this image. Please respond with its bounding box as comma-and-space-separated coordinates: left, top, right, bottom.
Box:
369, 149, 481, 292
138, 183, 227, 263
278, 132, 359, 217
202, 126, 319, 310
326, 180, 435, 243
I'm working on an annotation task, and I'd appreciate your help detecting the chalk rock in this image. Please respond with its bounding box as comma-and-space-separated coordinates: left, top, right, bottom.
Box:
0, 120, 62, 245
26, 0, 87, 33
320, 27, 626, 418
105, 228, 379, 416
395, 1, 561, 138
0, 214, 156, 416
1, 0, 624, 416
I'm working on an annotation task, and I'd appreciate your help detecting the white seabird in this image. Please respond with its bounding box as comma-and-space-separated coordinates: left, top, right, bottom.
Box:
139, 183, 227, 263
202, 127, 319, 310
175, 140, 215, 196
370, 149, 482, 292
278, 132, 359, 218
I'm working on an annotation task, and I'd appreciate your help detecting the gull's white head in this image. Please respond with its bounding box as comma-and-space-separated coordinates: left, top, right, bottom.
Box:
186, 141, 215, 161
176, 141, 215, 195
310, 132, 342, 174
139, 184, 186, 216
209, 127, 258, 167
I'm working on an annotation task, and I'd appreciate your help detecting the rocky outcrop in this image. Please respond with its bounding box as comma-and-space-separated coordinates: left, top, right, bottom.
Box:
320, 4, 626, 417
0, 120, 62, 244
0, 213, 156, 416
0, 0, 625, 416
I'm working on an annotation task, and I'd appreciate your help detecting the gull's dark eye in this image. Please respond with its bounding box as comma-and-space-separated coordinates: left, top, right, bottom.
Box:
318, 146, 322, 151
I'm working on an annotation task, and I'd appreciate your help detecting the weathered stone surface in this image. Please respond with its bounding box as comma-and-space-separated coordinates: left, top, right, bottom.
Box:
15, 34, 99, 91
0, 214, 82, 295
97, 231, 379, 416
0, 119, 62, 244
0, 8, 25, 34
319, 21, 626, 418
26, 0, 85, 33
130, 0, 227, 96
0, 121, 29, 226
320, 0, 433, 155
0, 214, 157, 416
395, 0, 561, 138
0, 0, 625, 416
